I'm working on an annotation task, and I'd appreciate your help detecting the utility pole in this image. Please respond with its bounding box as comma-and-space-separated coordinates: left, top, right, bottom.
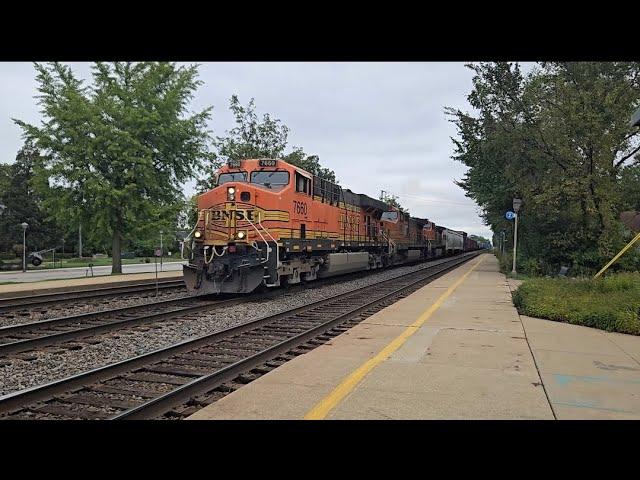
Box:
21, 223, 29, 272
512, 198, 522, 275
160, 230, 164, 272
79, 223, 82, 258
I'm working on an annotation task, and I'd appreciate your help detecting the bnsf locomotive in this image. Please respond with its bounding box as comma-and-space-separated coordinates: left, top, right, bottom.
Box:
183, 158, 479, 295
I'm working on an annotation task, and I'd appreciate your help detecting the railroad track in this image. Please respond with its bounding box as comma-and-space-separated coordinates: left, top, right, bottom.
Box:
0, 256, 448, 356
0, 295, 242, 357
0, 252, 479, 420
0, 279, 186, 311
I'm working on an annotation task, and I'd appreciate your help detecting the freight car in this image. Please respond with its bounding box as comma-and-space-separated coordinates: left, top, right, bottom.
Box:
183, 158, 477, 295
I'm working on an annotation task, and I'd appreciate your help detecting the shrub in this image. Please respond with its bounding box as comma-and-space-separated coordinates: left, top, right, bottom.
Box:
513, 272, 640, 335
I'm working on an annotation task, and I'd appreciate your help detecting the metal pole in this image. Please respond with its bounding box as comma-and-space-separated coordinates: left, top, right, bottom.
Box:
79, 223, 82, 258
512, 213, 518, 274
22, 229, 26, 272
155, 254, 158, 297
160, 232, 163, 272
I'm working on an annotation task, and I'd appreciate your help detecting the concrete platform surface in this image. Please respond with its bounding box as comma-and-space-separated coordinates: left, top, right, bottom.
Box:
0, 270, 183, 296
188, 254, 640, 420
0, 260, 186, 284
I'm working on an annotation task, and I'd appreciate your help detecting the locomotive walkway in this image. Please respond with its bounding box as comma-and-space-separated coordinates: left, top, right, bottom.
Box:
188, 254, 640, 420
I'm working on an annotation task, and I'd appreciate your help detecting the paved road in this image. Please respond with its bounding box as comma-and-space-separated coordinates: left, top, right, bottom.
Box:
0, 261, 186, 283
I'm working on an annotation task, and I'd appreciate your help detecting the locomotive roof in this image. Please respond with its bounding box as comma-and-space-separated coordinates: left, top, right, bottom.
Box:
223, 158, 466, 236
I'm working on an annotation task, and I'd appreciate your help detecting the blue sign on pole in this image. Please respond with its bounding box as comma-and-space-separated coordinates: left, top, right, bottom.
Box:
505, 211, 516, 221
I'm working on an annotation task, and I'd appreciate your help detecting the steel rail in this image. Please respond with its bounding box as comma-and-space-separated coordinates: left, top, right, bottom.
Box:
112, 254, 477, 419
0, 279, 185, 310
0, 252, 478, 418
0, 296, 241, 357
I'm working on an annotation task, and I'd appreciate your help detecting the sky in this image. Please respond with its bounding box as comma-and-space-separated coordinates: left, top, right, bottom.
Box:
0, 62, 493, 240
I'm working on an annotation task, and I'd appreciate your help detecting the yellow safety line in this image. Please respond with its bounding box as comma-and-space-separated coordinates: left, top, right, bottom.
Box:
304, 255, 485, 420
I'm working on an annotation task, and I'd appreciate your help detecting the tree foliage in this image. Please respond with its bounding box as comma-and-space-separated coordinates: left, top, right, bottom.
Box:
379, 191, 409, 214
198, 95, 335, 191
0, 141, 63, 254
448, 62, 640, 275
15, 62, 214, 272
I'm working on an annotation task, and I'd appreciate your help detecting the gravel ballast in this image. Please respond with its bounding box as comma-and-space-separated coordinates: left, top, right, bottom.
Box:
0, 258, 461, 396
0, 289, 188, 328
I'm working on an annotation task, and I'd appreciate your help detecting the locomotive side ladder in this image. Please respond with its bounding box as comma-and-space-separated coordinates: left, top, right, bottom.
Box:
380, 230, 397, 255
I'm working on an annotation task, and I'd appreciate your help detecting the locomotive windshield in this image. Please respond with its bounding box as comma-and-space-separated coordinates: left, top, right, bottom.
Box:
381, 211, 399, 222
250, 170, 289, 188
218, 172, 247, 185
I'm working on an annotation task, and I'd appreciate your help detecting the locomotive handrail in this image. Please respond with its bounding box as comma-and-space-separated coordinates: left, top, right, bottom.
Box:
258, 220, 281, 286
181, 218, 200, 260
245, 217, 271, 265
380, 230, 396, 255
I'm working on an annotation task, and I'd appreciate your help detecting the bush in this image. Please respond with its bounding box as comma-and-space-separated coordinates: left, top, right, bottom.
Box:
512, 272, 640, 335
144, 257, 150, 263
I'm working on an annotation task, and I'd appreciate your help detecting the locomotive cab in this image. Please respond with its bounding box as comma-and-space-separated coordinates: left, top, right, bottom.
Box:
185, 158, 315, 295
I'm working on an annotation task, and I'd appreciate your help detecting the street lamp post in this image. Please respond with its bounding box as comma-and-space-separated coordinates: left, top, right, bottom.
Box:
160, 230, 164, 272
21, 222, 29, 272
512, 198, 522, 275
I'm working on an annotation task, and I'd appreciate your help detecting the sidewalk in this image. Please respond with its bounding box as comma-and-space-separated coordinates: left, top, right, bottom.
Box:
188, 254, 640, 420
0, 261, 186, 284
0, 270, 183, 296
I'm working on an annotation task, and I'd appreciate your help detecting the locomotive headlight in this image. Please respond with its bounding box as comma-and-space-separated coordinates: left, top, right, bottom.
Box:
236, 231, 246, 239
227, 187, 236, 201
194, 231, 202, 239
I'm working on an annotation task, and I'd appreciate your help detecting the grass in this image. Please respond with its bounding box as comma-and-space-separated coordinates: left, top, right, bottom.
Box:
53, 257, 154, 267
512, 272, 640, 335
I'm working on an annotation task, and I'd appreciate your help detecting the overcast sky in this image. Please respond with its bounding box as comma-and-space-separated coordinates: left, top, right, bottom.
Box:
0, 62, 494, 239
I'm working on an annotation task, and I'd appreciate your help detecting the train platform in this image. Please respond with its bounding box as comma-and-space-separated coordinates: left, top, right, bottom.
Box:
188, 253, 640, 420
0, 269, 183, 297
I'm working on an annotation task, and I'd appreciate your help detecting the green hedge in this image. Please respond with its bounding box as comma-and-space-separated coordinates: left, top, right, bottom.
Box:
512, 273, 640, 335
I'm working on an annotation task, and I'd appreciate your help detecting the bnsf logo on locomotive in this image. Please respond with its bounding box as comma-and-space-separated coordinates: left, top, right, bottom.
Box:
211, 209, 257, 222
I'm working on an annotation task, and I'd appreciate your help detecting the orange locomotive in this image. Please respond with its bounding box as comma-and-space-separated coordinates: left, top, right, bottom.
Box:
184, 158, 468, 295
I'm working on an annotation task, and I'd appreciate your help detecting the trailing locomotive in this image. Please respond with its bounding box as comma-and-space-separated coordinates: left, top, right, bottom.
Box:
183, 158, 480, 295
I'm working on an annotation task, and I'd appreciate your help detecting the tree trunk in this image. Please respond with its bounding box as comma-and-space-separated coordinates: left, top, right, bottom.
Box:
112, 229, 122, 274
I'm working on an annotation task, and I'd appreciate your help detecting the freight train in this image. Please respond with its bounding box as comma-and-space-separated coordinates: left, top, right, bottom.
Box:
183, 158, 482, 295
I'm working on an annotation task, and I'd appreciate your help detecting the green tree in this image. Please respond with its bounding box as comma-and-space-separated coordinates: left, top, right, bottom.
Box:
448, 62, 640, 274
379, 191, 409, 215
15, 62, 214, 273
197, 95, 335, 191
0, 141, 63, 254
